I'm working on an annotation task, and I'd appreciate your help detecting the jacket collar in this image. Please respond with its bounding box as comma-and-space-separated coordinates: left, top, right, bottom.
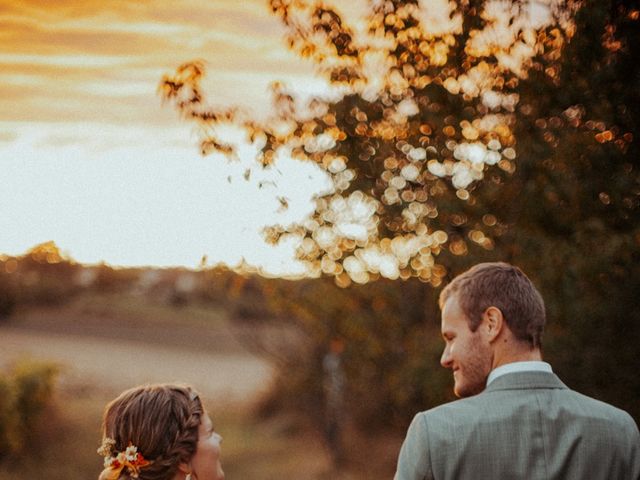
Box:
484, 371, 568, 392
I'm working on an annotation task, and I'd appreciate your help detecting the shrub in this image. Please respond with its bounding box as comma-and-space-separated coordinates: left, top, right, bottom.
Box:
0, 269, 17, 319
0, 360, 58, 459
0, 376, 16, 455
245, 276, 455, 432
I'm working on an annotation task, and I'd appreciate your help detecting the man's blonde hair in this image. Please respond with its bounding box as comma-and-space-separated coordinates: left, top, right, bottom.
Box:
439, 262, 545, 348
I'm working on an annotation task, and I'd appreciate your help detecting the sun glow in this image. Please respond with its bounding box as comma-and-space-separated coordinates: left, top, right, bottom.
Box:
0, 0, 568, 278
0, 0, 335, 275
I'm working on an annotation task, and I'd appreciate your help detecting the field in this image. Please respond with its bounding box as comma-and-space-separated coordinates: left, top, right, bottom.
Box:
0, 292, 400, 479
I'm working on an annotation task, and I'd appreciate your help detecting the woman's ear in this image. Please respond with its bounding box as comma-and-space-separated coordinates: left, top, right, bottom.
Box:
483, 306, 504, 343
176, 462, 191, 476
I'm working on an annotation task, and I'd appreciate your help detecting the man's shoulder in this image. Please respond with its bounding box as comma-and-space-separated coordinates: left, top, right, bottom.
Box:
560, 388, 638, 428
415, 380, 638, 434
415, 393, 489, 425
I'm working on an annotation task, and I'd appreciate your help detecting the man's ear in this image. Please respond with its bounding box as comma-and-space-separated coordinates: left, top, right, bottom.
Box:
483, 306, 504, 343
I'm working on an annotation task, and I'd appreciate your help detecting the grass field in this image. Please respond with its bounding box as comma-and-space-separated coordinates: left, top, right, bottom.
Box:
0, 293, 401, 479
0, 383, 343, 480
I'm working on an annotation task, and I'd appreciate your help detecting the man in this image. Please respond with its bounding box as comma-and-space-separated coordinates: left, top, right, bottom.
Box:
394, 262, 640, 480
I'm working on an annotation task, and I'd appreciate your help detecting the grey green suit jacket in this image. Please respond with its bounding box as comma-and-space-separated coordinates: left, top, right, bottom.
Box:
395, 372, 640, 480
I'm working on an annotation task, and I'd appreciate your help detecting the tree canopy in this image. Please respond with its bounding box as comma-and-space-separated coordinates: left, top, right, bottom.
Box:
161, 0, 640, 425
160, 0, 587, 287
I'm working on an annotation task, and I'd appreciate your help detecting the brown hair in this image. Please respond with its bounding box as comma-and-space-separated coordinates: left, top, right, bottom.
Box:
439, 262, 545, 348
98, 384, 203, 480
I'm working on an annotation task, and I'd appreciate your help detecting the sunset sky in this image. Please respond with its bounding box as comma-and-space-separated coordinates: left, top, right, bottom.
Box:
0, 0, 353, 275
0, 0, 558, 276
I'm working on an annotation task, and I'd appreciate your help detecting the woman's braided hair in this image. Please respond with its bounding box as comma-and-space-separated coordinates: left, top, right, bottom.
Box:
98, 384, 203, 480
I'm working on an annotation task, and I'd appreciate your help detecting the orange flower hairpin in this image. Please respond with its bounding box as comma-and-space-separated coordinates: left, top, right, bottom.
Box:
97, 438, 151, 479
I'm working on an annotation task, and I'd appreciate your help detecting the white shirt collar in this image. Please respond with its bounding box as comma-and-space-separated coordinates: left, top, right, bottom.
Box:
486, 361, 553, 386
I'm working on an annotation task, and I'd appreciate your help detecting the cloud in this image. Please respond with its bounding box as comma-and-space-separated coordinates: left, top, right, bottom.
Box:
0, 0, 318, 124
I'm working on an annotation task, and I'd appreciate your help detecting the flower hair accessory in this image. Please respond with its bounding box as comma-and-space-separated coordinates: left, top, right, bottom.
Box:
97, 437, 151, 479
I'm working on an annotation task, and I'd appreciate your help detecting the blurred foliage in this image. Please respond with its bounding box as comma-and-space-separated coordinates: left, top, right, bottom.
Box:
0, 273, 16, 319
0, 242, 82, 313
91, 264, 142, 293
161, 0, 577, 286
161, 0, 640, 429
0, 360, 58, 459
0, 244, 253, 321
199, 271, 455, 430
499, 0, 640, 422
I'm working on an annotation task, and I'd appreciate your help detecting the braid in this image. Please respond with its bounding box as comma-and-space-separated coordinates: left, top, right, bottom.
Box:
99, 385, 203, 480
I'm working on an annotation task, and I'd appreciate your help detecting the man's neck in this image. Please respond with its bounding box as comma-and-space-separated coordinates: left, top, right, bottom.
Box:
486, 359, 552, 386
492, 347, 542, 371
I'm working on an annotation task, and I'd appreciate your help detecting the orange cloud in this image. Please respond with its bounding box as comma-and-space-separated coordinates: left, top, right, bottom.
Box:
0, 0, 320, 127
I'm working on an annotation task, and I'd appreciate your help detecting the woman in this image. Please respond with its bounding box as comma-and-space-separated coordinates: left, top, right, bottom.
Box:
97, 384, 224, 480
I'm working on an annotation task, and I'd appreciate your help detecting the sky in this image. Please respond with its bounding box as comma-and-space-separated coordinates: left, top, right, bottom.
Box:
0, 0, 558, 276
0, 0, 345, 275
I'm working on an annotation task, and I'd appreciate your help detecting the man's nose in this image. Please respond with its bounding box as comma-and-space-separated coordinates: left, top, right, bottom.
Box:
440, 347, 452, 368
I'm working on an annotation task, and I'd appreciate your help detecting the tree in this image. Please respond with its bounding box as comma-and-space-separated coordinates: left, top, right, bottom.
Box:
160, 0, 576, 287
495, 0, 640, 421
161, 0, 640, 426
